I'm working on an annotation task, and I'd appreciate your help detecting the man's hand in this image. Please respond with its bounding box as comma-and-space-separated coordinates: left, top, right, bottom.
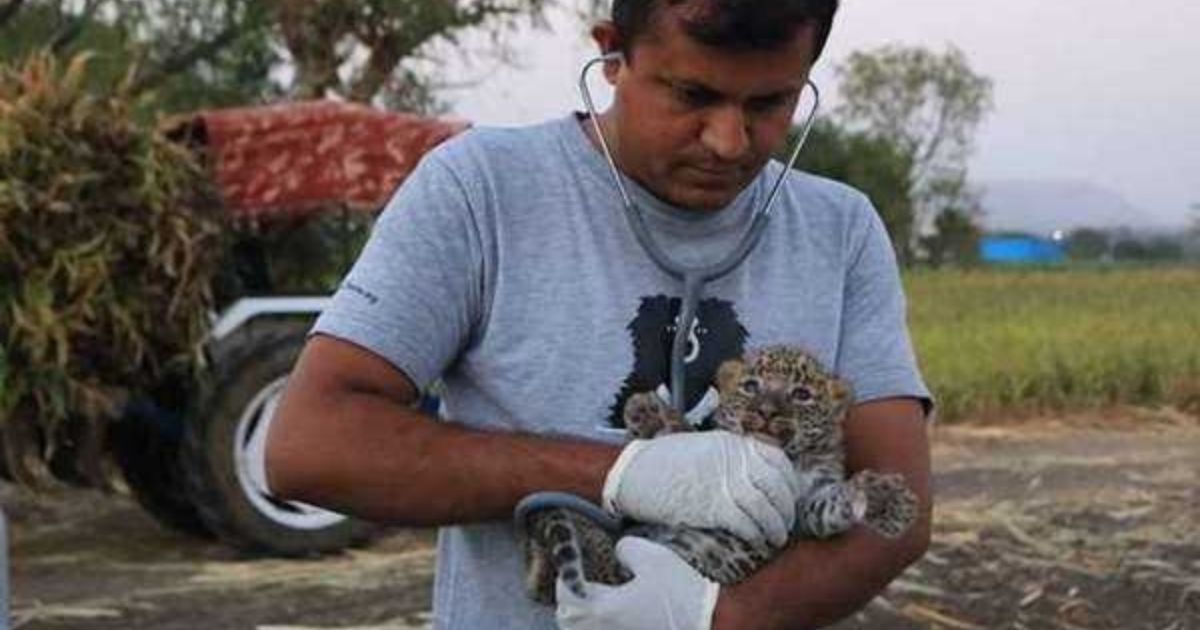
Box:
602, 432, 800, 548
556, 537, 719, 630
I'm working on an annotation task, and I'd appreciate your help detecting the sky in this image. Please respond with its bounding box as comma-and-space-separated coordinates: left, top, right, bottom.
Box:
440, 0, 1200, 229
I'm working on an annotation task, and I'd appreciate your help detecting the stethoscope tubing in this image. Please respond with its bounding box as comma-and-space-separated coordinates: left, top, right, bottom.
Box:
578, 52, 821, 416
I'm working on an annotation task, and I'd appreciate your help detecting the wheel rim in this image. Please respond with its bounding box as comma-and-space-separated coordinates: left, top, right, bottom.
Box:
234, 376, 347, 530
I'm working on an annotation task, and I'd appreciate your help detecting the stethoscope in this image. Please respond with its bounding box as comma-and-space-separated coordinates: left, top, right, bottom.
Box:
513, 52, 823, 549
579, 51, 822, 418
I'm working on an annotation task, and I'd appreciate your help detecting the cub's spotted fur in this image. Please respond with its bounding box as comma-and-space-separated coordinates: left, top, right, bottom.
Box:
519, 346, 918, 603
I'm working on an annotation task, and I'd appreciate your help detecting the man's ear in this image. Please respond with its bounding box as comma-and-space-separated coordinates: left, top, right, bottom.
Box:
590, 21, 625, 83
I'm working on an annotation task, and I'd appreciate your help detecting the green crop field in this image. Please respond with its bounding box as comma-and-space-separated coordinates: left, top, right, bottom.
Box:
905, 267, 1200, 421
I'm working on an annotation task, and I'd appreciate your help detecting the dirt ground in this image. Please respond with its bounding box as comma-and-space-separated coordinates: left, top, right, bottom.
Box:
5, 409, 1199, 629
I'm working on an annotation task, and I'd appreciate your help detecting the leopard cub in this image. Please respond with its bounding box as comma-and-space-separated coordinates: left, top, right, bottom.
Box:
518, 346, 919, 603
707, 346, 919, 543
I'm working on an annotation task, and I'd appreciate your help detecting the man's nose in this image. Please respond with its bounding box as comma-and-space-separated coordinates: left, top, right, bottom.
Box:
699, 105, 751, 162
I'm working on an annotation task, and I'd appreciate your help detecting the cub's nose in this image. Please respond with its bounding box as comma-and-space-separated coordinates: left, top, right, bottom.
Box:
755, 391, 787, 418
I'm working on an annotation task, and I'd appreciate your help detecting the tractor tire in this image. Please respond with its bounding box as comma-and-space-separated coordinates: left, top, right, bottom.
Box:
181, 319, 374, 556
111, 400, 213, 538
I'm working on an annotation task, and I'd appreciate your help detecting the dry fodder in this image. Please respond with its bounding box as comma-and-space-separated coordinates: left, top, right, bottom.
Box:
0, 52, 224, 487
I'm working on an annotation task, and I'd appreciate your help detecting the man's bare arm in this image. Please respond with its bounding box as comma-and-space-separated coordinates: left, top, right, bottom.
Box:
711, 397, 932, 630
265, 334, 622, 526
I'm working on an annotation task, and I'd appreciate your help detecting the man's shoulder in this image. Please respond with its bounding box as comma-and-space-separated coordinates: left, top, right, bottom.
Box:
426, 116, 571, 173
782, 167, 871, 213
771, 164, 876, 230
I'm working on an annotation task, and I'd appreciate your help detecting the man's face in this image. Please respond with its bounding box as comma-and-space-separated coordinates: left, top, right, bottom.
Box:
598, 13, 817, 211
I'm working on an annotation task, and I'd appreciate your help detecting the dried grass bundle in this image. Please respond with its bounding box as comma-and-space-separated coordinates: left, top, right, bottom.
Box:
0, 52, 224, 487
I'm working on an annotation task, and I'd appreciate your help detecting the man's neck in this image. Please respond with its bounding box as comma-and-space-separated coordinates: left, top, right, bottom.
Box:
578, 110, 617, 160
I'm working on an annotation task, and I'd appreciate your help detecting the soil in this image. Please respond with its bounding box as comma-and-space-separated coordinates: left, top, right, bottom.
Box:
4, 409, 1199, 629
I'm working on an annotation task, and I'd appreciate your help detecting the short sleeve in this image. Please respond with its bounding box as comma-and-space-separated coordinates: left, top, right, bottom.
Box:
835, 197, 933, 416
311, 153, 484, 390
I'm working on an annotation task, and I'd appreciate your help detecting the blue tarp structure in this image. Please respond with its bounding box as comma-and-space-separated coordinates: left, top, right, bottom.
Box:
980, 235, 1066, 265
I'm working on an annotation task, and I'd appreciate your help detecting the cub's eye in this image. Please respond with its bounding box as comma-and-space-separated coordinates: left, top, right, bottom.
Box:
739, 378, 761, 396
790, 386, 813, 403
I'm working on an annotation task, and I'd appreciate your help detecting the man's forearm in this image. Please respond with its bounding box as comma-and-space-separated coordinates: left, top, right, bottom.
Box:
712, 521, 930, 629
268, 387, 621, 526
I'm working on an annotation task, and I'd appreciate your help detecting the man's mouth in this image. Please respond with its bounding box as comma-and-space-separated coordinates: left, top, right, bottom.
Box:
687, 165, 740, 179
680, 162, 747, 183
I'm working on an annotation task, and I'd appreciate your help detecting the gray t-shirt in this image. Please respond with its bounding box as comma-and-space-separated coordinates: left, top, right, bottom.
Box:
312, 114, 931, 629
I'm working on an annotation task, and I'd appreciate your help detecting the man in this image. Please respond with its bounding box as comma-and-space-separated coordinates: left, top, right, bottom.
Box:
266, 1, 933, 628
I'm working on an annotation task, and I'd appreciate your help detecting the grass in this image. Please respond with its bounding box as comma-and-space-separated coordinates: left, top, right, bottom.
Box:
905, 267, 1200, 421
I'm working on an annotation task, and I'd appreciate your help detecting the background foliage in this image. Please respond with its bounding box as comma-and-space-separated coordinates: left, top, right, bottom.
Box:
0, 0, 554, 114
0, 52, 224, 486
0, 0, 556, 487
790, 119, 917, 263
831, 44, 993, 263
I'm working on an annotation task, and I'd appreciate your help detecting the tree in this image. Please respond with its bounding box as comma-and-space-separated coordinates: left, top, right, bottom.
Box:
835, 45, 993, 258
1109, 237, 1183, 263
0, 0, 278, 113
1066, 228, 1111, 261
1186, 204, 1200, 261
1145, 237, 1184, 262
789, 119, 917, 263
1112, 239, 1147, 261
1, 0, 557, 114
265, 0, 551, 108
122, 0, 278, 111
918, 207, 982, 268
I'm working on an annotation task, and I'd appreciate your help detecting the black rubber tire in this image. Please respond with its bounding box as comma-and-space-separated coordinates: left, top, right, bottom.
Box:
110, 400, 213, 538
180, 319, 374, 556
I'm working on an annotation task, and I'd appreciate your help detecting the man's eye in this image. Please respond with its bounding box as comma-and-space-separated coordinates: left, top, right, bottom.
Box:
675, 87, 716, 108
747, 95, 790, 114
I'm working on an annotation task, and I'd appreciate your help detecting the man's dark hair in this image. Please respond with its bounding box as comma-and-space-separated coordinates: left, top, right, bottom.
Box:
612, 0, 839, 60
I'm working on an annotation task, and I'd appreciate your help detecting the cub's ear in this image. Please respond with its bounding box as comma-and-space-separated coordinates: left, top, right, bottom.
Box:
715, 359, 746, 395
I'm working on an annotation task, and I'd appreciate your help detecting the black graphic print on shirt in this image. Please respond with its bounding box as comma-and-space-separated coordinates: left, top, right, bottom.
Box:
607, 295, 749, 431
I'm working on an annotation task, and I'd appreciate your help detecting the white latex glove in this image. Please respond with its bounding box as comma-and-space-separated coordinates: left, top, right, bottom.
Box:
603, 431, 799, 548
556, 536, 720, 630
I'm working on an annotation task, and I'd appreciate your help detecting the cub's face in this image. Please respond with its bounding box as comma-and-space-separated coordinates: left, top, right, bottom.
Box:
714, 347, 851, 456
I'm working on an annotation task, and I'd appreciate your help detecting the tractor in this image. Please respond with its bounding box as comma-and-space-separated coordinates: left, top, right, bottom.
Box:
111, 100, 464, 556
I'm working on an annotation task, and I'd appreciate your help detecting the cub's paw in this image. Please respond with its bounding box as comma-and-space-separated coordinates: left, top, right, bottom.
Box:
852, 470, 918, 539
623, 392, 682, 439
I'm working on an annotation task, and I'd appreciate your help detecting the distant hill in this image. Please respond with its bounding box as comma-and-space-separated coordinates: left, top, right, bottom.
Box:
978, 179, 1179, 236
